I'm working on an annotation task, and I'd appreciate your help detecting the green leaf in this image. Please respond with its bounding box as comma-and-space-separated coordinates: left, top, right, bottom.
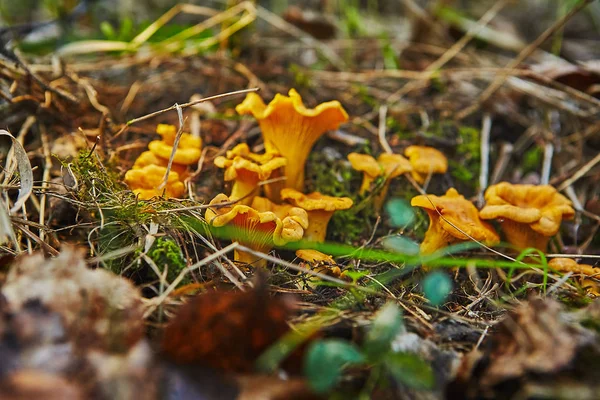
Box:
100, 22, 116, 40
384, 352, 435, 390
385, 198, 415, 228
422, 271, 453, 306
364, 302, 404, 359
381, 236, 420, 255
304, 339, 365, 393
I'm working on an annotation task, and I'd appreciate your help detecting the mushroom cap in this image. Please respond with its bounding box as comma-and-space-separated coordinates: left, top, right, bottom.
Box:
548, 257, 598, 276
132, 150, 187, 177
252, 196, 309, 242
411, 188, 500, 242
148, 141, 201, 165
280, 189, 353, 212
205, 194, 304, 246
404, 146, 448, 177
124, 164, 185, 199
377, 153, 413, 178
479, 182, 575, 236
214, 144, 287, 182
347, 153, 382, 177
296, 249, 335, 264
156, 124, 202, 149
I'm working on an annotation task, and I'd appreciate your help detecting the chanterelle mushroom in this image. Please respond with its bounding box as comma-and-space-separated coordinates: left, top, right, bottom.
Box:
124, 164, 185, 200
404, 146, 448, 184
205, 194, 307, 268
479, 182, 575, 251
214, 143, 287, 205
148, 124, 202, 165
133, 150, 188, 179
348, 153, 412, 211
236, 88, 348, 193
280, 189, 353, 242
411, 188, 500, 255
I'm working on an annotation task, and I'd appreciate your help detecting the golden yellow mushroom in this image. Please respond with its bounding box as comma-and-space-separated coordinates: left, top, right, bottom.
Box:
124, 164, 185, 200
404, 146, 448, 184
148, 124, 202, 166
133, 150, 188, 179
280, 189, 353, 242
236, 88, 348, 193
548, 257, 600, 296
205, 194, 306, 268
251, 196, 309, 242
479, 183, 575, 251
411, 188, 499, 255
348, 152, 412, 211
214, 143, 287, 205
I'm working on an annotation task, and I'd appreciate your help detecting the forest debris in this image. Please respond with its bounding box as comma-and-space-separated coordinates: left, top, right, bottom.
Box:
0, 130, 33, 213
1, 247, 144, 353
449, 298, 600, 398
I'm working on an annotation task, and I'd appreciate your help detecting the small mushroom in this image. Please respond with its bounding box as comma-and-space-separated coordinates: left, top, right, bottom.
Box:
236, 88, 348, 192
296, 249, 342, 281
348, 152, 412, 211
205, 194, 306, 268
411, 188, 500, 255
214, 143, 287, 205
251, 196, 309, 242
479, 182, 575, 251
124, 164, 185, 200
148, 124, 202, 165
133, 150, 188, 179
280, 189, 353, 242
548, 258, 599, 296
404, 146, 448, 184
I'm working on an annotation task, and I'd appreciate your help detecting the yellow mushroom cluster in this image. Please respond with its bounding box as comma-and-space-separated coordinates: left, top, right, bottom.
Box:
124, 90, 578, 275
207, 89, 354, 268
125, 124, 202, 200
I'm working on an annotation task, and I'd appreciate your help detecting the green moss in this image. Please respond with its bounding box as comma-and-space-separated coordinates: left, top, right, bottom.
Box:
305, 151, 375, 244
148, 236, 188, 284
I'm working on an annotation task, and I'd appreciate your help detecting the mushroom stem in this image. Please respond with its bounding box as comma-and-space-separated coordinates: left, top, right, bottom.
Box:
304, 210, 334, 242
359, 175, 375, 195
263, 169, 285, 203
234, 248, 268, 268
420, 211, 458, 255
501, 220, 550, 251
230, 174, 260, 206
373, 181, 391, 212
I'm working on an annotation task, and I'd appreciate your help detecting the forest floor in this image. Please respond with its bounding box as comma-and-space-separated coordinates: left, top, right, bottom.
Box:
1, 1, 600, 399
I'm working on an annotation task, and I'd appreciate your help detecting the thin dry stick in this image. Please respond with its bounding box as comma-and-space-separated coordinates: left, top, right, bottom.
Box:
456, 0, 594, 120
541, 141, 554, 185
478, 113, 491, 207
144, 242, 240, 317
112, 88, 259, 140
256, 5, 346, 71
38, 125, 52, 243
385, 0, 509, 105
558, 151, 600, 191
157, 104, 184, 191
378, 105, 392, 154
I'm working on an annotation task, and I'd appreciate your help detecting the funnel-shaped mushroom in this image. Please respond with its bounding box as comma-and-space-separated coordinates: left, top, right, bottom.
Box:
124, 164, 185, 200
236, 89, 348, 192
411, 188, 500, 255
205, 194, 306, 268
281, 189, 353, 242
479, 183, 575, 251
148, 124, 202, 165
214, 143, 287, 205
404, 146, 448, 184
348, 152, 412, 211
